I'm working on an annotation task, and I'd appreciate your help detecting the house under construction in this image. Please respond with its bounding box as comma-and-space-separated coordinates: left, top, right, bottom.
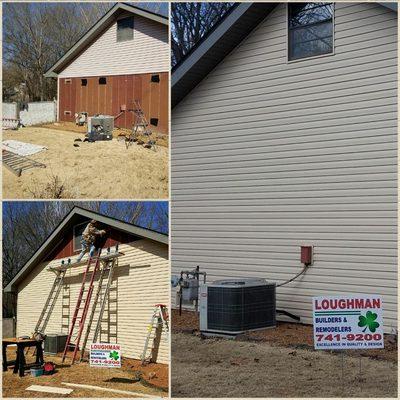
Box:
4, 207, 169, 364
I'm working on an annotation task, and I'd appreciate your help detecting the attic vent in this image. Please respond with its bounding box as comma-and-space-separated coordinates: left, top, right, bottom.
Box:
99, 77, 107, 85
117, 16, 134, 42
151, 74, 160, 83
65, 79, 71, 84
150, 118, 158, 126
81, 79, 87, 86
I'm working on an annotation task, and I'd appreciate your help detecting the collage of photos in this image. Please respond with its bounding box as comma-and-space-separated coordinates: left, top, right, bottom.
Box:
1, 1, 398, 399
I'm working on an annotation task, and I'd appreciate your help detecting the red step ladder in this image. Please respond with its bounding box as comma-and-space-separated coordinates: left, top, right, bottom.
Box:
61, 248, 102, 364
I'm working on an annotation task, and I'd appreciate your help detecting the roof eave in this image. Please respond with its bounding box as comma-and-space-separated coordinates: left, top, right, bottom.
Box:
379, 2, 398, 12
171, 3, 277, 108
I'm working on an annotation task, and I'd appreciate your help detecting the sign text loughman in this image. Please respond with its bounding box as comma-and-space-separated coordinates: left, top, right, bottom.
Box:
314, 298, 381, 311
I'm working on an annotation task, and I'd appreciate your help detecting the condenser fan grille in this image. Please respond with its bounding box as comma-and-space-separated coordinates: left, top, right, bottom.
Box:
207, 284, 276, 332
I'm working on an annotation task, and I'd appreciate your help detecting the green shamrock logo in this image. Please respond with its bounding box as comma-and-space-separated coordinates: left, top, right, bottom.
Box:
358, 311, 380, 333
109, 351, 119, 361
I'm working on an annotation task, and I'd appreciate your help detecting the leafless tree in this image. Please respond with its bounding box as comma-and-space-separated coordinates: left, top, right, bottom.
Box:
171, 2, 234, 66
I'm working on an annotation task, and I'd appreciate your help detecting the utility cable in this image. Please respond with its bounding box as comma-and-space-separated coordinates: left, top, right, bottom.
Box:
276, 265, 309, 287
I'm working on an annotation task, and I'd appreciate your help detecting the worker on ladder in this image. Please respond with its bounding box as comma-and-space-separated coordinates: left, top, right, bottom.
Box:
76, 220, 107, 263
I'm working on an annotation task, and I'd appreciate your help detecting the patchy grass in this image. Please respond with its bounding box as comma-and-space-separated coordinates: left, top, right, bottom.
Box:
3, 126, 168, 199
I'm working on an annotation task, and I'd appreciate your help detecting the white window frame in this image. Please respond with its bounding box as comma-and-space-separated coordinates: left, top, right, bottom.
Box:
286, 2, 335, 64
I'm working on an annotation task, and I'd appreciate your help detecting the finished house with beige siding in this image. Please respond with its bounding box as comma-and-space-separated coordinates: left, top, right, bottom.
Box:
4, 207, 169, 364
171, 2, 397, 333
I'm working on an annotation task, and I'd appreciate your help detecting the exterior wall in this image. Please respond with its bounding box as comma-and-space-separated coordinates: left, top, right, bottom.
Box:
17, 239, 169, 364
58, 72, 168, 133
58, 14, 169, 78
171, 3, 397, 332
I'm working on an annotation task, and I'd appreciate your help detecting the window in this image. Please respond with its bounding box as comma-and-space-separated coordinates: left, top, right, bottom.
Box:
64, 79, 71, 84
99, 77, 107, 85
64, 110, 71, 116
81, 79, 87, 86
117, 16, 134, 42
73, 221, 89, 251
150, 118, 158, 126
151, 74, 160, 83
288, 3, 333, 61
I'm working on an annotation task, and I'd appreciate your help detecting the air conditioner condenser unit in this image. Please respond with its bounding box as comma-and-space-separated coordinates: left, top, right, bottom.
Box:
199, 278, 276, 336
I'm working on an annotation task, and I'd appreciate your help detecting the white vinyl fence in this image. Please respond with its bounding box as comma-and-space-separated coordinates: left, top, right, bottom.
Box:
2, 101, 57, 126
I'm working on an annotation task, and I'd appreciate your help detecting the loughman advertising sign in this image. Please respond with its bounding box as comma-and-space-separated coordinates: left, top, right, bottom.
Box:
312, 295, 384, 350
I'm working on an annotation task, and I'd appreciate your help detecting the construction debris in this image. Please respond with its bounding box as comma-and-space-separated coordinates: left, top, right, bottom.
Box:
2, 150, 46, 177
2, 140, 47, 156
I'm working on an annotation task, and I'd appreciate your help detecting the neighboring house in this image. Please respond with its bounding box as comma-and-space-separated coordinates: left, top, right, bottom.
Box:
45, 3, 169, 134
4, 207, 169, 364
171, 2, 397, 332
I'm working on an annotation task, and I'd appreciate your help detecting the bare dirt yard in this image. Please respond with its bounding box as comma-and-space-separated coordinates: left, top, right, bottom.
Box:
3, 349, 168, 398
172, 310, 398, 398
3, 125, 168, 199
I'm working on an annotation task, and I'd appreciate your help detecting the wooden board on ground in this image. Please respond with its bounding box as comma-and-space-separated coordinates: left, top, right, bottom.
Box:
26, 385, 73, 395
61, 382, 159, 398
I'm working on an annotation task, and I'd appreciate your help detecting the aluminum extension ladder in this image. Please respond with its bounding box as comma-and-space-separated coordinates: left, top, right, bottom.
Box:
34, 269, 67, 334
141, 304, 169, 365
79, 255, 118, 362
62, 248, 103, 364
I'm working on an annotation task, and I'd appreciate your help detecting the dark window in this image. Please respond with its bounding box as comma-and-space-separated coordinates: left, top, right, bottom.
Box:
99, 77, 107, 85
73, 221, 88, 251
150, 118, 158, 126
151, 74, 160, 83
65, 79, 71, 84
64, 110, 71, 115
117, 16, 134, 42
288, 3, 333, 61
81, 79, 87, 86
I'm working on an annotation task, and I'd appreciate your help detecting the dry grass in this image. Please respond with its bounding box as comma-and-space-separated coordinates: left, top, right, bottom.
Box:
172, 332, 398, 398
3, 349, 168, 398
2, 126, 168, 199
172, 310, 398, 363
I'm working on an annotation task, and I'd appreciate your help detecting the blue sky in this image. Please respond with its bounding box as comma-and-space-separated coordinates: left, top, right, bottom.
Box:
3, 201, 169, 234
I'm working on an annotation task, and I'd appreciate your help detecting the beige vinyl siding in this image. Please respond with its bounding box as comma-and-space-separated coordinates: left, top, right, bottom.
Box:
59, 14, 169, 78
171, 3, 397, 332
17, 239, 169, 364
